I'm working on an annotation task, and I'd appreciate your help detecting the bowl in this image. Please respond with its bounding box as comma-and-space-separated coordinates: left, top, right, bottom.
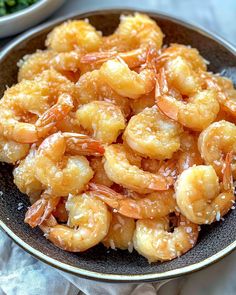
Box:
0, 9, 236, 283
0, 0, 65, 38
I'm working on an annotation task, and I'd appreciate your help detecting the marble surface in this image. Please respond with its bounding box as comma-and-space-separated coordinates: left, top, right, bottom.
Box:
1, 0, 236, 294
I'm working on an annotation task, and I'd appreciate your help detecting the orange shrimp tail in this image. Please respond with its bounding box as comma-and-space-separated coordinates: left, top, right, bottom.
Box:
80, 51, 118, 64
64, 133, 105, 156
25, 194, 60, 228
156, 95, 179, 121
36, 94, 73, 136
222, 151, 234, 192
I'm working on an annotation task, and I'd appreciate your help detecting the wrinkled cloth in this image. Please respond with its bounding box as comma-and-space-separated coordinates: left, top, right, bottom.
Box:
1, 230, 236, 295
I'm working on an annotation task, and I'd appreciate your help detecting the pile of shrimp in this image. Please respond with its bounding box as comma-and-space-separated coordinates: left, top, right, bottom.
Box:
1, 13, 236, 263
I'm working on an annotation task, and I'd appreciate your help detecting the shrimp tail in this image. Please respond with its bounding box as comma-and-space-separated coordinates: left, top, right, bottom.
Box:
64, 132, 105, 156
25, 193, 60, 228
222, 151, 234, 192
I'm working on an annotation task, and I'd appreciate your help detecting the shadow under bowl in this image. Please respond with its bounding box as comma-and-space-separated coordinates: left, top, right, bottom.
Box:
0, 9, 236, 283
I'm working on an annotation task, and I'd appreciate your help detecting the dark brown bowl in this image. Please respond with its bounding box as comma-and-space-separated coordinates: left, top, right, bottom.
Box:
0, 9, 236, 283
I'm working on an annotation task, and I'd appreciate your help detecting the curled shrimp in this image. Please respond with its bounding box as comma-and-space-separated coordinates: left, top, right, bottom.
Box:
89, 183, 176, 219
76, 69, 131, 117
0, 93, 73, 143
34, 132, 104, 196
76, 101, 126, 144
24, 191, 60, 228
99, 58, 155, 99
40, 193, 110, 252
13, 147, 44, 200
90, 157, 113, 187
103, 144, 174, 193
198, 120, 236, 178
103, 212, 135, 251
206, 75, 236, 118
45, 20, 102, 53
156, 67, 220, 131
175, 154, 235, 225
102, 13, 163, 52
123, 106, 183, 159
156, 43, 207, 72
133, 214, 199, 262
0, 136, 29, 164
18, 50, 82, 82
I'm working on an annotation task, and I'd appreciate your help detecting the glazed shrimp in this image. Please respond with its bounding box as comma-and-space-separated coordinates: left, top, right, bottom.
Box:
175, 154, 235, 225
156, 43, 207, 72
205, 75, 236, 118
130, 90, 155, 115
0, 93, 73, 143
76, 101, 126, 144
76, 69, 131, 117
102, 13, 163, 52
99, 58, 155, 99
0, 136, 29, 164
156, 68, 220, 131
24, 191, 60, 228
133, 214, 199, 262
40, 193, 110, 252
34, 132, 104, 196
18, 50, 82, 82
13, 147, 44, 200
123, 106, 183, 159
52, 198, 68, 222
45, 20, 102, 53
103, 144, 174, 193
103, 212, 135, 251
89, 183, 176, 219
198, 120, 236, 178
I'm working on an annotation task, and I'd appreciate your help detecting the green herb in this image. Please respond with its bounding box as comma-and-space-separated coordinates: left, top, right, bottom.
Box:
0, 0, 38, 16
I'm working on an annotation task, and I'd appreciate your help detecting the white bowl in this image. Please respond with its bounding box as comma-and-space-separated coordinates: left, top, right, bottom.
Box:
0, 0, 65, 38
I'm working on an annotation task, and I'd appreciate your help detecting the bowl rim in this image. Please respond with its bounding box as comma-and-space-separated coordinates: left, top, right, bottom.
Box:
0, 0, 56, 23
0, 8, 236, 283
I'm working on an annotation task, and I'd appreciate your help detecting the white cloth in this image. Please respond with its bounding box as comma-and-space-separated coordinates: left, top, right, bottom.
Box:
1, 229, 236, 295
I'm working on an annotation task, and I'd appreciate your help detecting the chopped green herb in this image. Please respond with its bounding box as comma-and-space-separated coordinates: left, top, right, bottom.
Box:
0, 0, 38, 16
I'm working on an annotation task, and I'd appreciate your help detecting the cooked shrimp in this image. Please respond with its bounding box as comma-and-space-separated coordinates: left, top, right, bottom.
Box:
103, 144, 174, 193
18, 50, 82, 82
114, 13, 163, 50
13, 147, 44, 200
175, 155, 235, 224
156, 43, 207, 72
40, 193, 110, 252
76, 101, 126, 144
90, 158, 113, 187
100, 59, 155, 99
76, 69, 131, 117
133, 214, 199, 262
34, 132, 104, 196
198, 120, 236, 178
123, 106, 183, 159
206, 75, 236, 118
45, 20, 102, 52
89, 183, 176, 219
24, 191, 60, 228
103, 212, 135, 250
156, 68, 220, 131
0, 136, 29, 164
0, 93, 73, 143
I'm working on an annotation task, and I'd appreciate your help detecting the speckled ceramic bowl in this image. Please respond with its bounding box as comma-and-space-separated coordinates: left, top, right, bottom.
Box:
0, 9, 236, 283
